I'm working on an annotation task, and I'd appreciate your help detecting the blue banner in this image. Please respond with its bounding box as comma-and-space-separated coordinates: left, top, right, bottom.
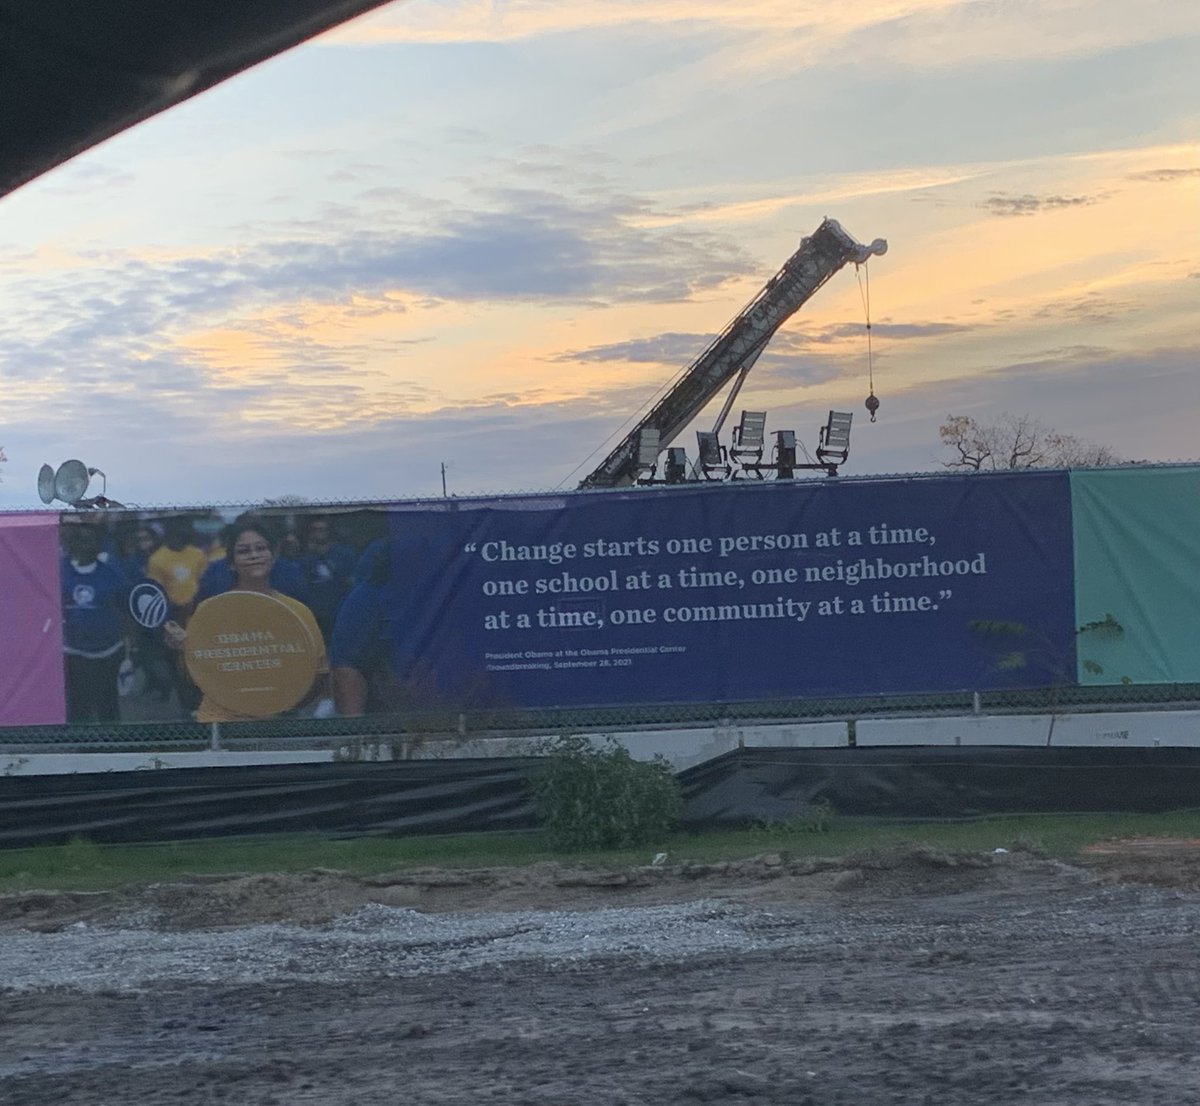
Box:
382, 472, 1076, 708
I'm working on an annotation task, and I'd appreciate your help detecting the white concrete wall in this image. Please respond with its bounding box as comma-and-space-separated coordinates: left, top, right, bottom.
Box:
856, 716, 1052, 746
406, 720, 849, 773
1, 750, 334, 777
7, 710, 1198, 777
856, 710, 1200, 747
1050, 710, 1200, 747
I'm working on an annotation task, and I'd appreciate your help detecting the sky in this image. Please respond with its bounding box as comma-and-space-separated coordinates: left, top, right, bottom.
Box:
0, 0, 1197, 509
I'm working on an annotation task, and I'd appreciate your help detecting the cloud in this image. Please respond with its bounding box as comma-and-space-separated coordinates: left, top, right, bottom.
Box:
0, 181, 756, 425
980, 192, 1099, 217
550, 332, 712, 366
896, 344, 1200, 452
796, 322, 972, 345
1127, 167, 1200, 183
725, 342, 1200, 480
0, 172, 763, 492
553, 321, 971, 367
3, 189, 751, 334
1014, 344, 1114, 362
1031, 294, 1130, 326
323, 0, 1200, 86
34, 161, 138, 196
5, 336, 1197, 509
327, 0, 957, 45
537, 320, 979, 425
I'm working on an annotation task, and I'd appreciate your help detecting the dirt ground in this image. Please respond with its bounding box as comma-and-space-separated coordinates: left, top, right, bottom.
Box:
2, 841, 1200, 1105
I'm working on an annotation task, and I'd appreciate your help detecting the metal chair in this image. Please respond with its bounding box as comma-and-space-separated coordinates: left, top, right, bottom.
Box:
816, 411, 852, 475
730, 410, 768, 478
695, 431, 730, 481
634, 428, 661, 483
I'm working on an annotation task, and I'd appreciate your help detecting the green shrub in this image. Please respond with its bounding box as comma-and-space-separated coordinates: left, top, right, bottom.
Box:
533, 736, 683, 852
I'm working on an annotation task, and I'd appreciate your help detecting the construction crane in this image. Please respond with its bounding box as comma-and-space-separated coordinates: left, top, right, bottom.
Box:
579, 218, 886, 489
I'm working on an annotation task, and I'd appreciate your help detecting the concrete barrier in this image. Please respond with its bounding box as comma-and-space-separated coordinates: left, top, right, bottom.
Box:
1, 750, 334, 777
408, 720, 850, 772
856, 710, 1200, 747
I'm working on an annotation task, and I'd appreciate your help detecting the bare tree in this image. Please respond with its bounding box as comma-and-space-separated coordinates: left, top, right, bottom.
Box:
939, 413, 1122, 471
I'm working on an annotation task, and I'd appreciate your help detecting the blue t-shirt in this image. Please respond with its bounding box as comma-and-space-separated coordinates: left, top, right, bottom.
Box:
115, 551, 151, 587
330, 581, 389, 669
302, 544, 355, 623
62, 558, 127, 657
196, 557, 308, 604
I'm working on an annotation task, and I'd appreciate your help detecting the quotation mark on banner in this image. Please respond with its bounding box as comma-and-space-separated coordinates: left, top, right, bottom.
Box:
463, 543, 478, 553
939, 589, 953, 600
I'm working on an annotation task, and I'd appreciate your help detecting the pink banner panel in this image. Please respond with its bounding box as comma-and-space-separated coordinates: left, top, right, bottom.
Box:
0, 514, 65, 725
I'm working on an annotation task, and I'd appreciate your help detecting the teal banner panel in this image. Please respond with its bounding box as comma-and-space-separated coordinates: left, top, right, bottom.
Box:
1071, 466, 1200, 684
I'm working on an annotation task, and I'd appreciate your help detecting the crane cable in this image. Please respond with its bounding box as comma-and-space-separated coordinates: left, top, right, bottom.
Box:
855, 261, 880, 423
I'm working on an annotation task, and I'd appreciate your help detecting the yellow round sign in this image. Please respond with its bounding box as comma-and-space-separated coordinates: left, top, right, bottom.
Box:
184, 592, 319, 718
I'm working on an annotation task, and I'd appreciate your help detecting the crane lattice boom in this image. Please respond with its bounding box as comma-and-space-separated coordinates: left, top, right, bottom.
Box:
580, 218, 886, 489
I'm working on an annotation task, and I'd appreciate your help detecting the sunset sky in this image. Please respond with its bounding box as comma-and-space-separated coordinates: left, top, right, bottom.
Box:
0, 0, 1197, 508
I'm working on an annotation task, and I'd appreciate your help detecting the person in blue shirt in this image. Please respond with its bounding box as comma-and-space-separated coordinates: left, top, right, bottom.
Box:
300, 516, 356, 643
115, 523, 162, 586
331, 539, 391, 715
61, 523, 129, 723
195, 519, 307, 604
114, 522, 173, 701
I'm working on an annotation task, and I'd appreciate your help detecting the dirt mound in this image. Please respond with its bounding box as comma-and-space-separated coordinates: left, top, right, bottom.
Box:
0, 847, 1081, 934
1082, 836, 1200, 891
4, 846, 1197, 1105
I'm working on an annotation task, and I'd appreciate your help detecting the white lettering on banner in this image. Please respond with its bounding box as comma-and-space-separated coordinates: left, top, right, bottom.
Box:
717, 533, 809, 556
803, 554, 986, 586
463, 518, 996, 666
218, 658, 284, 672
663, 599, 812, 624
191, 641, 305, 660
479, 540, 577, 565
533, 570, 619, 595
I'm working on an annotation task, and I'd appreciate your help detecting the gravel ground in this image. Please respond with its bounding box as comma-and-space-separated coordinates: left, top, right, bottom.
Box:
2, 846, 1200, 1105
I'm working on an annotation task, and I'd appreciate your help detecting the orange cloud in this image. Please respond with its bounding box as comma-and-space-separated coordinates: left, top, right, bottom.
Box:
324, 0, 1200, 72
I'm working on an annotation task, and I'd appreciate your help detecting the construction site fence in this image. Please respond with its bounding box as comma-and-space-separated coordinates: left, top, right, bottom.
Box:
9, 464, 1200, 746
3, 682, 1198, 751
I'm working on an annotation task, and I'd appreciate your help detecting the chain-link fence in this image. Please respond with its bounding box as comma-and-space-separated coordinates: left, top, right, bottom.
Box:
4, 681, 1199, 752
11, 471, 1200, 752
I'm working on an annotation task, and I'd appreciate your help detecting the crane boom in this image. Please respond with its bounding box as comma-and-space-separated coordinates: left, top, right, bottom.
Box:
579, 218, 886, 489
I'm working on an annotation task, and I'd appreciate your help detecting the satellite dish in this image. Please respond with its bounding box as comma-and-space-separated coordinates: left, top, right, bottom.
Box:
37, 464, 56, 505
54, 459, 90, 505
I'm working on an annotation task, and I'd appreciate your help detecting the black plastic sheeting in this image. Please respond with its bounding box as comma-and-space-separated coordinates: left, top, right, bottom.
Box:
679, 746, 1200, 824
6, 746, 1200, 848
0, 758, 540, 848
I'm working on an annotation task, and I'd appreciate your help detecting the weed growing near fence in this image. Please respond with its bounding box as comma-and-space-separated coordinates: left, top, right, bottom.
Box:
752, 799, 836, 839
532, 735, 682, 851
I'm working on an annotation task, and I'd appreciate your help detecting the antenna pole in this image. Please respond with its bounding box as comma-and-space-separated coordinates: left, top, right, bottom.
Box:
441, 462, 448, 498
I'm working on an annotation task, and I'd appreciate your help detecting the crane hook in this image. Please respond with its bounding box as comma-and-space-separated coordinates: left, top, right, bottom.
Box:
865, 391, 880, 424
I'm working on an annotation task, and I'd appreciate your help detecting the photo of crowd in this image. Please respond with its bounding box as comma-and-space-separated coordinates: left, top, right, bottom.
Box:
59, 507, 396, 725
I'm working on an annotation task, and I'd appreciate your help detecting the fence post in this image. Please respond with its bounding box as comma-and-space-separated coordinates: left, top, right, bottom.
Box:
210, 721, 221, 751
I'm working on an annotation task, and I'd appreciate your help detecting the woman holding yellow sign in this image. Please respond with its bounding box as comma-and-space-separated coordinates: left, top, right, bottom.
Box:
165, 518, 329, 722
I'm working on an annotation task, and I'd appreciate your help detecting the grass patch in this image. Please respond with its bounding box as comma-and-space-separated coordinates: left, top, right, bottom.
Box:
4, 809, 1200, 893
